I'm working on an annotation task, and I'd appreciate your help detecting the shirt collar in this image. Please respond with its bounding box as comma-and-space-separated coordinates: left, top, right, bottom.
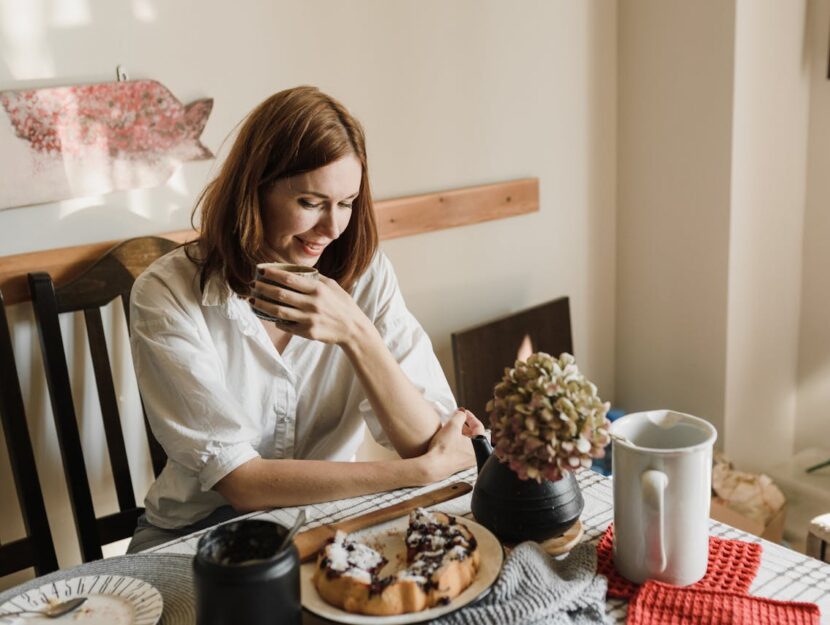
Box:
200, 272, 262, 337
200, 271, 233, 308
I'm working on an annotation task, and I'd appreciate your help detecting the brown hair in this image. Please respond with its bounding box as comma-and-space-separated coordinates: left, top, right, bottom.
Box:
188, 86, 378, 295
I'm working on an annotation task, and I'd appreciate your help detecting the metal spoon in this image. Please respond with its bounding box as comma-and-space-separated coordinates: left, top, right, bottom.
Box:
0, 596, 87, 619
278, 509, 306, 553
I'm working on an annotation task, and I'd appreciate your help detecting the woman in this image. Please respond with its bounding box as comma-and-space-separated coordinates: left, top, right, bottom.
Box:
127, 86, 483, 552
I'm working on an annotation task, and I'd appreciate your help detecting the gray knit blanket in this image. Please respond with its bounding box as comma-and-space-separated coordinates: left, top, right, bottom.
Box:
437, 541, 610, 625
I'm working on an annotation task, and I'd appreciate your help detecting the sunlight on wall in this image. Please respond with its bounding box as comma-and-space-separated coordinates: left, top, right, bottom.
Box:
121, 171, 192, 223
57, 195, 104, 219
166, 168, 190, 197
49, 0, 91, 28
52, 88, 118, 206
126, 188, 155, 221
0, 0, 55, 79
131, 0, 157, 23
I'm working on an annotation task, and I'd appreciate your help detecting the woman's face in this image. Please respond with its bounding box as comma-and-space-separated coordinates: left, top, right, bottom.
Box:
261, 154, 362, 266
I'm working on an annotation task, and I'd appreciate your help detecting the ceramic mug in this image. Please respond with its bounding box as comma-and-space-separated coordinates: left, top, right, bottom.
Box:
609, 410, 717, 586
252, 262, 319, 323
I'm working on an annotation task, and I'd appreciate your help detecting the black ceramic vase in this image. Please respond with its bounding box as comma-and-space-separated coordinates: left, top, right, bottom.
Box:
470, 435, 584, 543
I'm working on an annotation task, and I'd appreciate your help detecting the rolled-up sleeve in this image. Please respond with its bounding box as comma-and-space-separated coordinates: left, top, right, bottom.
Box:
130, 277, 260, 491
358, 254, 457, 448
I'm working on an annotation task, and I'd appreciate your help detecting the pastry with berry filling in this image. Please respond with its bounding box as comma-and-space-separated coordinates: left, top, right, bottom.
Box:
313, 508, 480, 616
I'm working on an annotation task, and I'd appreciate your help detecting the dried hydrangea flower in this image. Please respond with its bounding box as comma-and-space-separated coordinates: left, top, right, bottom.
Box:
486, 352, 610, 483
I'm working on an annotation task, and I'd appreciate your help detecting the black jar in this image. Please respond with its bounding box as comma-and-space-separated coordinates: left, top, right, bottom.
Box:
193, 520, 301, 625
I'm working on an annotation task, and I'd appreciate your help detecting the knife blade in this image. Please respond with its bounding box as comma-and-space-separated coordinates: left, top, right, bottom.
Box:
293, 481, 473, 562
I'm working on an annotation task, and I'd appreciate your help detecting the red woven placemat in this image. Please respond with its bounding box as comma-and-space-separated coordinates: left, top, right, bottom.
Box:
596, 523, 762, 599
627, 580, 821, 625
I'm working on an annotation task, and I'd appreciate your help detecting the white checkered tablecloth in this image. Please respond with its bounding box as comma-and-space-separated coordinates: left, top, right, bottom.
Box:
149, 467, 830, 624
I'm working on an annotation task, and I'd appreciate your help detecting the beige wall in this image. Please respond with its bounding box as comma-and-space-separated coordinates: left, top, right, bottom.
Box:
617, 0, 816, 473
797, 0, 830, 452
0, 0, 618, 579
724, 0, 810, 471
616, 0, 735, 438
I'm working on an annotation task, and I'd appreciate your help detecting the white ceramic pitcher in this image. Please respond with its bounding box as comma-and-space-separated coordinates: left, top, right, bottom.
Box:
609, 410, 717, 586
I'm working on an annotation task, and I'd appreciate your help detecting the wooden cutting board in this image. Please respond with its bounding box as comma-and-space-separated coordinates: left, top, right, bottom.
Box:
293, 481, 473, 562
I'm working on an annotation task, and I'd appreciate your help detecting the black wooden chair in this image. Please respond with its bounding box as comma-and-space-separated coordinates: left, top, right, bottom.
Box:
28, 236, 177, 562
0, 289, 59, 577
451, 297, 574, 421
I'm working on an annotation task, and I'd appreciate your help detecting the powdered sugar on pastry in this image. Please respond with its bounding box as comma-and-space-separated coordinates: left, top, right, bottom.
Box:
323, 531, 387, 583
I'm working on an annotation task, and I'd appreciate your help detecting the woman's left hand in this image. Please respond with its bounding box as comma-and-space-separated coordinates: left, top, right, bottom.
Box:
459, 409, 487, 438
252, 267, 366, 345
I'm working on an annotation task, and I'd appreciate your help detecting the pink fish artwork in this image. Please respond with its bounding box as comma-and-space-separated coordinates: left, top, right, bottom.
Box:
0, 79, 213, 210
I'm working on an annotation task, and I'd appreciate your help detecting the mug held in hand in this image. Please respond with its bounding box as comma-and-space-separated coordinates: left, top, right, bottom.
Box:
251, 263, 319, 324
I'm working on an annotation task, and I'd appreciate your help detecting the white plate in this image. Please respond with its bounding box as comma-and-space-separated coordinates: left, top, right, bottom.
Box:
0, 575, 163, 625
301, 515, 503, 624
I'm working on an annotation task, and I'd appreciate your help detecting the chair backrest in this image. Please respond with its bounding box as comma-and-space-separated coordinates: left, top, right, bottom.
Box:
0, 289, 59, 577
28, 236, 177, 562
451, 297, 573, 422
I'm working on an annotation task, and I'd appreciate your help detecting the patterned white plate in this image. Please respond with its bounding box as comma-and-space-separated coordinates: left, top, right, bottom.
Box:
0, 575, 162, 625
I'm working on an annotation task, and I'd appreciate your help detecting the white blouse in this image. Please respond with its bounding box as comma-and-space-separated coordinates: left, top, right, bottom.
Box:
130, 247, 456, 529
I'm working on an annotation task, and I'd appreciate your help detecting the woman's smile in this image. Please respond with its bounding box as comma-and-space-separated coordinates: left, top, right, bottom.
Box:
296, 236, 329, 257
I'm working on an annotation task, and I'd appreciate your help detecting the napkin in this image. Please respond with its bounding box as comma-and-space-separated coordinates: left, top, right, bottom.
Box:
627, 579, 821, 625
595, 523, 762, 599
436, 541, 611, 625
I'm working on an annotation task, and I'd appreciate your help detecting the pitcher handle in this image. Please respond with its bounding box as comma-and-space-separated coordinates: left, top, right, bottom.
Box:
641, 469, 668, 575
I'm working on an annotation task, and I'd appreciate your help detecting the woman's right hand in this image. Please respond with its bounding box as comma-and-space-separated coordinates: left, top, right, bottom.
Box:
424, 409, 479, 480
252, 269, 369, 347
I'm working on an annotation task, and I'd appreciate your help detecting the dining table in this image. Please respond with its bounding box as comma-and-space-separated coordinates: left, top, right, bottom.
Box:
2, 466, 830, 624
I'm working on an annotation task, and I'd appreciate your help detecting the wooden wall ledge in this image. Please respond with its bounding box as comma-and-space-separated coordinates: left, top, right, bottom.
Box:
0, 177, 538, 305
